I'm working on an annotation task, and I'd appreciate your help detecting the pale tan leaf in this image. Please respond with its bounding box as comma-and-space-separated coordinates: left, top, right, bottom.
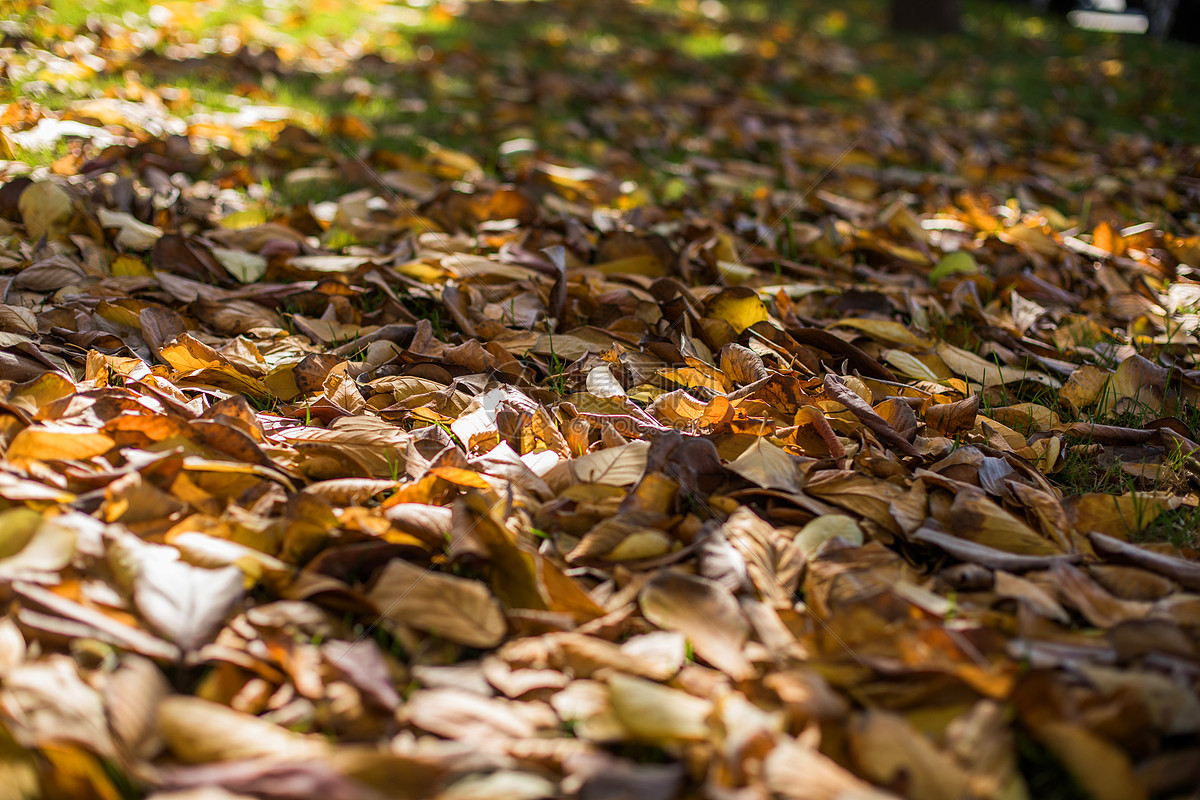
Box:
368, 558, 506, 648
211, 246, 268, 283
159, 696, 328, 764
936, 341, 1059, 388
586, 365, 626, 398
764, 737, 896, 800
607, 673, 712, 742
97, 207, 162, 250
728, 437, 802, 493
18, 181, 73, 241
640, 571, 754, 680
546, 441, 649, 490
795, 515, 863, 559
112, 536, 244, 651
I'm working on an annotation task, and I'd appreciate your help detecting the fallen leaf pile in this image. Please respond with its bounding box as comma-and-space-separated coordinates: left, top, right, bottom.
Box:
2, 1, 1200, 798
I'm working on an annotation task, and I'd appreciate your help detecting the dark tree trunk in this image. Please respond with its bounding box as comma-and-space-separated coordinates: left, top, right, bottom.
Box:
890, 0, 961, 34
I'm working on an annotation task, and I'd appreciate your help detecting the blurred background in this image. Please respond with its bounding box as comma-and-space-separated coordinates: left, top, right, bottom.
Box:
2, 0, 1198, 216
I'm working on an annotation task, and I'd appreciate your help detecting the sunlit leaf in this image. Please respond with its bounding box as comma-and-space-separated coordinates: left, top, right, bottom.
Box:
367, 558, 506, 648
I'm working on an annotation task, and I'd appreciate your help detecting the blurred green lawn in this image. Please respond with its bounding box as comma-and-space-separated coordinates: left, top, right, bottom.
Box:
4, 0, 1199, 171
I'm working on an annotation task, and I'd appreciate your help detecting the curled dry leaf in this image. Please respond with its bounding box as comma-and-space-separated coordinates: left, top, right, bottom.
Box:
1088, 533, 1200, 591
823, 374, 920, 457
719, 343, 768, 386
936, 341, 1060, 389
404, 687, 547, 741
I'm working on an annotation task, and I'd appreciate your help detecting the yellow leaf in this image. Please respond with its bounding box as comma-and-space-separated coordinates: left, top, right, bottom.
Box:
5, 372, 76, 416
1059, 365, 1109, 410
707, 288, 769, 334
592, 254, 663, 276
658, 367, 726, 393
832, 318, 930, 348
6, 426, 115, 462
1030, 721, 1146, 800
0, 508, 41, 560
1066, 492, 1171, 539
263, 363, 302, 402
18, 181, 73, 241
795, 514, 863, 558
607, 673, 712, 742
883, 349, 942, 382
928, 250, 977, 282
935, 342, 1059, 389
173, 366, 271, 400
394, 259, 451, 283
0, 722, 38, 800
111, 254, 153, 277
38, 743, 123, 800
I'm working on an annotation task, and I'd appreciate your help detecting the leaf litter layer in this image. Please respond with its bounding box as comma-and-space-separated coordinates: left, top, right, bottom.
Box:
2, 1, 1200, 798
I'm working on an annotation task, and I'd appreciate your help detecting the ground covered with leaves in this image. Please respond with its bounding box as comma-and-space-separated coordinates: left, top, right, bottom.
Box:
2, 0, 1200, 798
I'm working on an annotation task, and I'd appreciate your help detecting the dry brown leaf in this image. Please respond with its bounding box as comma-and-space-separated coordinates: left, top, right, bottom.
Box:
936, 341, 1059, 389
950, 488, 1062, 556
159, 696, 328, 763
764, 737, 896, 800
1066, 492, 1171, 539
727, 436, 803, 493
3, 8, 1200, 795
1028, 721, 1146, 800
368, 558, 506, 648
925, 394, 980, 436
848, 711, 974, 800
121, 538, 246, 651
640, 571, 754, 680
